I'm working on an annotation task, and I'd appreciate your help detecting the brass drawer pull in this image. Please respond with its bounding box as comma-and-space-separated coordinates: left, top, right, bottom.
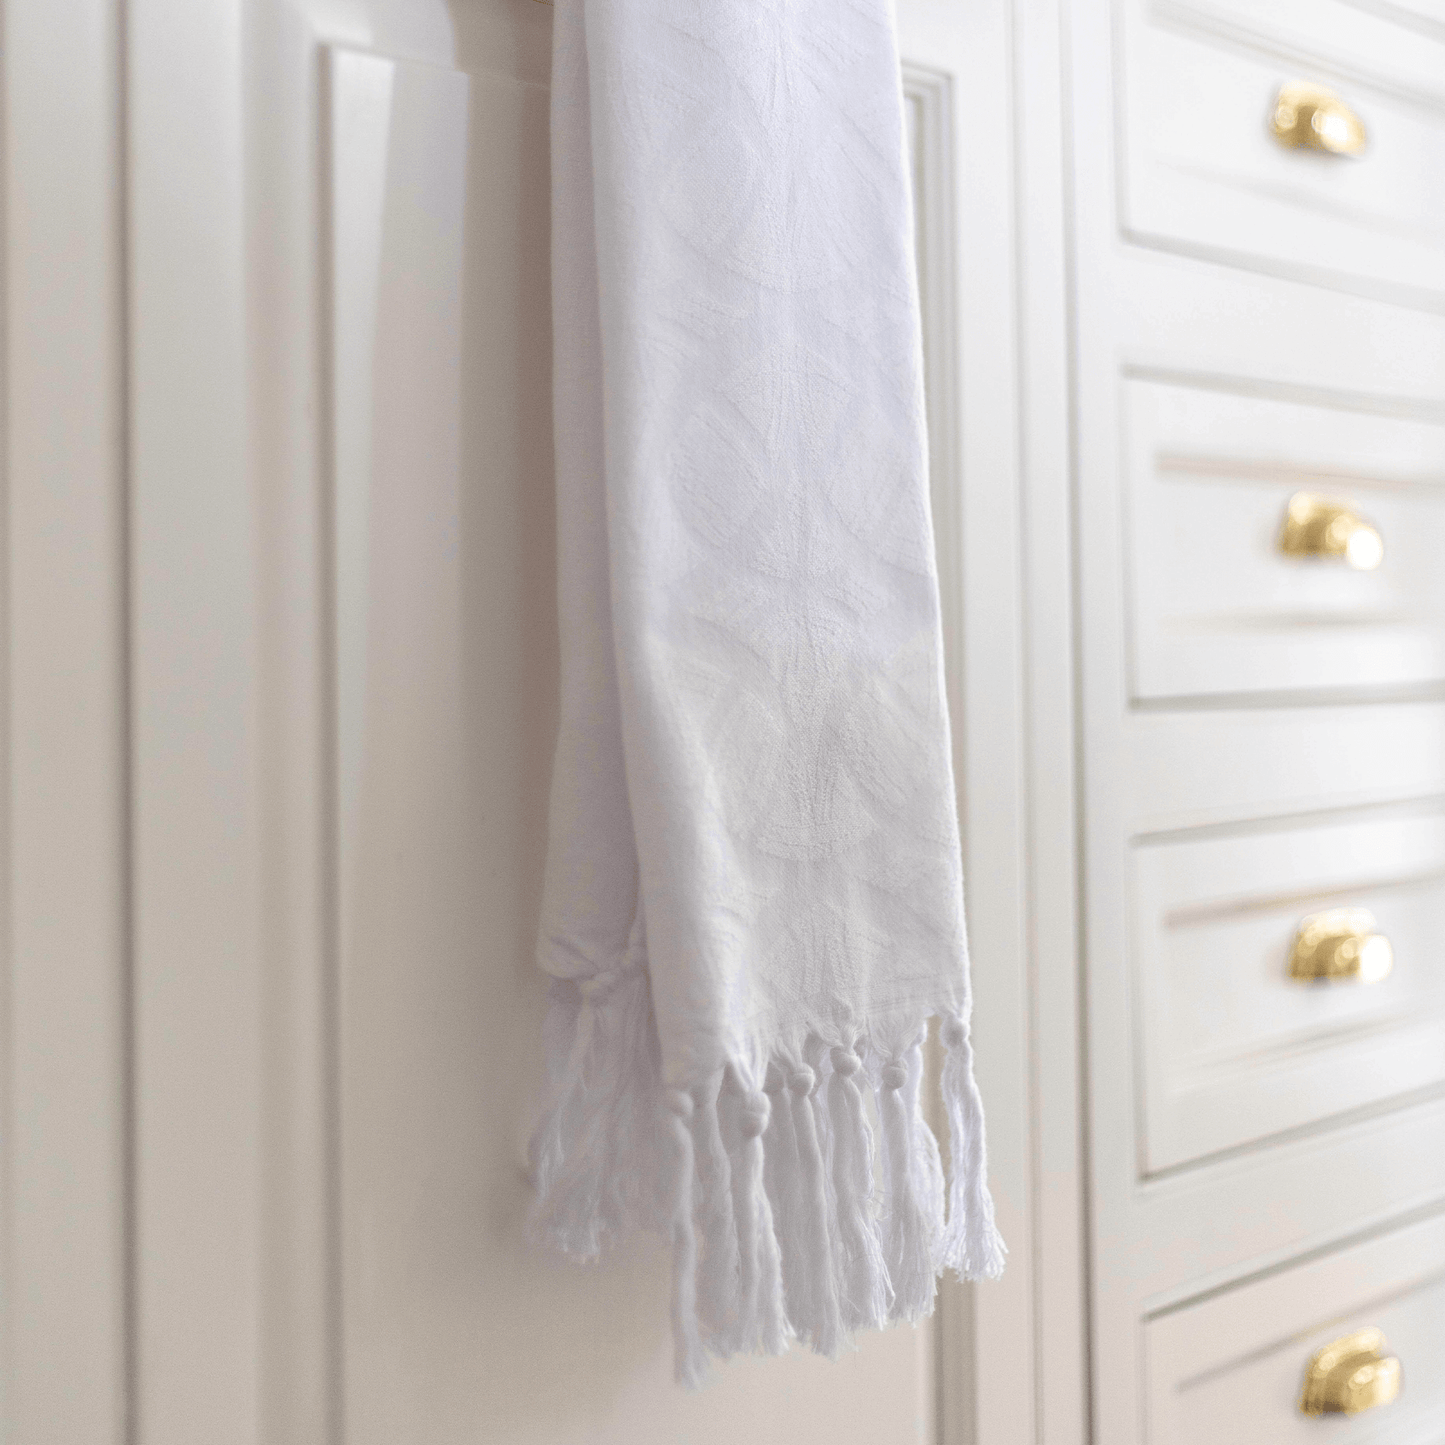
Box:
1288, 908, 1393, 984
1271, 82, 1367, 156
1277, 491, 1383, 570
1300, 1327, 1402, 1416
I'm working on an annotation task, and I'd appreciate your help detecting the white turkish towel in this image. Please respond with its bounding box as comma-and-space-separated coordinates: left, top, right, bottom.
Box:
531, 0, 1005, 1383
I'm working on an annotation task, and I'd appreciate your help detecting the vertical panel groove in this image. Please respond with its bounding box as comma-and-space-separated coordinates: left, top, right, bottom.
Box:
1057, 0, 1098, 1434
1006, 0, 1050, 1434
116, 4, 138, 1442
316, 46, 345, 1445
0, 0, 13, 1424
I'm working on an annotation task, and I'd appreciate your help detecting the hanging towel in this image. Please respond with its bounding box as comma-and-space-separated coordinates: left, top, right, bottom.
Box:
531, 0, 1005, 1385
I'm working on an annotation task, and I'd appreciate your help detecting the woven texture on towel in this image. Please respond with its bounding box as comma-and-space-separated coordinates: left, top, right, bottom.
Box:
531, 0, 1005, 1384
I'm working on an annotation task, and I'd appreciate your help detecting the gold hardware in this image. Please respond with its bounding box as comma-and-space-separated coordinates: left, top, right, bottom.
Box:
1300, 1328, 1402, 1416
1271, 82, 1367, 156
1277, 492, 1384, 570
1288, 908, 1393, 984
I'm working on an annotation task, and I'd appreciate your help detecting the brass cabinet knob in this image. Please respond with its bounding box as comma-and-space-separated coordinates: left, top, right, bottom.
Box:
1300, 1328, 1402, 1416
1271, 81, 1367, 156
1288, 908, 1393, 983
1277, 491, 1384, 570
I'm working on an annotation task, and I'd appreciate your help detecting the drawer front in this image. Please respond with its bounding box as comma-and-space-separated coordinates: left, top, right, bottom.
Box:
1121, 704, 1445, 836
1146, 1208, 1445, 1444
1120, 0, 1445, 298
1124, 378, 1445, 701
1135, 803, 1445, 1173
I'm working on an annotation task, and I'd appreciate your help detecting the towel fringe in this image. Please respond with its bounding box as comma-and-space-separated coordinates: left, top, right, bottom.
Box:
691, 1070, 742, 1344
727, 1083, 788, 1356
876, 1039, 940, 1322
761, 1065, 820, 1351
783, 1065, 846, 1356
662, 1088, 707, 1388
826, 1046, 892, 1332
938, 1017, 1008, 1281
527, 965, 660, 1258
529, 993, 1005, 1386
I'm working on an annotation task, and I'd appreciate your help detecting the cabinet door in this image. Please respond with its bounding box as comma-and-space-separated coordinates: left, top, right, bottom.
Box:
326, 4, 974, 1444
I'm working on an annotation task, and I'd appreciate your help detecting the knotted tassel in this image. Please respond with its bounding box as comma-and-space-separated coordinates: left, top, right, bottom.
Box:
762, 1063, 811, 1340
938, 1016, 1007, 1280
527, 980, 583, 1230
530, 914, 660, 1255
877, 1042, 939, 1322
691, 1068, 741, 1346
826, 1045, 891, 1331
910, 1047, 946, 1242
527, 972, 616, 1256
727, 1084, 788, 1356
529, 967, 654, 1258
745, 1088, 789, 1355
661, 1087, 706, 1388
787, 1064, 844, 1355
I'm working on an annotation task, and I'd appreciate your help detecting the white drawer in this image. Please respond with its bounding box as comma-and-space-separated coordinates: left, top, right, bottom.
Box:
1147, 1207, 1445, 1444
1124, 377, 1445, 701
1121, 703, 1445, 836
1119, 0, 1445, 298
1135, 802, 1445, 1173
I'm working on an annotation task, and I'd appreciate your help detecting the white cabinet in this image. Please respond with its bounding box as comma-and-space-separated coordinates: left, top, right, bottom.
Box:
1069, 0, 1445, 1440
21, 1, 1445, 1442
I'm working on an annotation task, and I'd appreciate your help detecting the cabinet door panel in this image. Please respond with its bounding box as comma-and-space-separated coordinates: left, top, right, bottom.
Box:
329, 11, 947, 1445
